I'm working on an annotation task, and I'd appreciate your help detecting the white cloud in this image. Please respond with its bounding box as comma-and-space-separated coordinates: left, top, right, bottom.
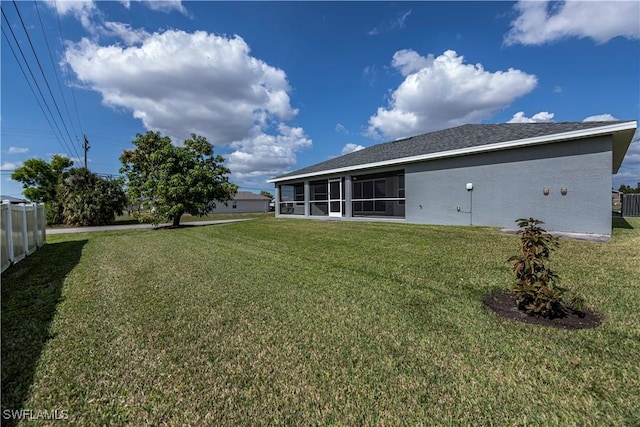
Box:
140, 0, 187, 15
393, 10, 412, 30
48, 0, 97, 30
583, 114, 618, 122
362, 65, 379, 86
51, 0, 187, 16
46, 153, 83, 164
47, 1, 182, 45
7, 146, 29, 154
64, 31, 296, 142
1, 162, 21, 171
341, 143, 366, 155
46, 1, 141, 44
101, 21, 150, 45
64, 30, 309, 185
391, 49, 434, 77
335, 123, 348, 134
368, 50, 537, 139
508, 111, 555, 123
227, 124, 312, 179
368, 9, 412, 36
505, 1, 640, 45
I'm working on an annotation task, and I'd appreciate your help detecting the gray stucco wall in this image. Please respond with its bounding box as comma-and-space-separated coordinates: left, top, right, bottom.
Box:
405, 136, 612, 235
211, 199, 269, 213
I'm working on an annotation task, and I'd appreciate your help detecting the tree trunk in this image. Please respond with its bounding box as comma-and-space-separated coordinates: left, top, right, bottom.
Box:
172, 213, 183, 227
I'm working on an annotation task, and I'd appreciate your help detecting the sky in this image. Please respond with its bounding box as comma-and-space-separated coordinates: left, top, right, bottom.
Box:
1, 0, 639, 198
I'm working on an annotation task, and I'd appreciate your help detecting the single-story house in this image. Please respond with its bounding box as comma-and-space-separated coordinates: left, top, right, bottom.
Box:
211, 191, 271, 213
1, 195, 29, 204
268, 121, 637, 237
612, 190, 622, 211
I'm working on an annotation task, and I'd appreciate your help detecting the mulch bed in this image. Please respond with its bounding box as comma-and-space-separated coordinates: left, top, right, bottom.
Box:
482, 290, 602, 330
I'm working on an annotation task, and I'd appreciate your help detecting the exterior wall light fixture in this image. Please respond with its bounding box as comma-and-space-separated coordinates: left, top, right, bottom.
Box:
561, 187, 568, 196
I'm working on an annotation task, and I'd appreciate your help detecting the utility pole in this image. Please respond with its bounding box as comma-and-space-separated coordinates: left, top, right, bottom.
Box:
83, 134, 90, 170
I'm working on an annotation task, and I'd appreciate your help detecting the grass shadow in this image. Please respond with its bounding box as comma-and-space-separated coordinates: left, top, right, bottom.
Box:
1, 239, 87, 426
612, 216, 634, 230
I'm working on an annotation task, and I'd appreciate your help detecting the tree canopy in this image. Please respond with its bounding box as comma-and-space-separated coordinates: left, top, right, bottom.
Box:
10, 155, 126, 226
11, 155, 74, 223
11, 154, 73, 203
120, 131, 237, 226
618, 184, 640, 194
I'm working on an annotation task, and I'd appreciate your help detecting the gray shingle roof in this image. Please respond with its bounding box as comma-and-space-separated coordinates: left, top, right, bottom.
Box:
1, 195, 28, 203
271, 121, 630, 181
235, 191, 270, 200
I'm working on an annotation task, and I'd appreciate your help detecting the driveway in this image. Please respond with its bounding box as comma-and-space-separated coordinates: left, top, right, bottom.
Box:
46, 219, 254, 234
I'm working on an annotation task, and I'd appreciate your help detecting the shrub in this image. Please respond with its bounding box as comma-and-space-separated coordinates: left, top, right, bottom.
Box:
45, 200, 64, 225
508, 218, 583, 318
58, 168, 127, 226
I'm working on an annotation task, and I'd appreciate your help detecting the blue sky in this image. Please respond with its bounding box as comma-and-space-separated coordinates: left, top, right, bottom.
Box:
2, 0, 639, 198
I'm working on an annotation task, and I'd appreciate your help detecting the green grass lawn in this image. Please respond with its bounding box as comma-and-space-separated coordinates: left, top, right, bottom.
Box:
47, 211, 273, 228
3, 217, 639, 425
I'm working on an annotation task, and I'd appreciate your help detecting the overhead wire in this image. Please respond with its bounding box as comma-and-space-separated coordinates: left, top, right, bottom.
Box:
1, 27, 59, 143
33, 0, 79, 141
53, 0, 84, 136
1, 7, 73, 157
10, 0, 82, 161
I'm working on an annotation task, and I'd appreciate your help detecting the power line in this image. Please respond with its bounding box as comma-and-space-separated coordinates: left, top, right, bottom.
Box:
1, 27, 61, 146
2, 127, 131, 149
10, 0, 82, 161
34, 0, 79, 141
0, 170, 123, 178
1, 8, 72, 156
53, 0, 83, 136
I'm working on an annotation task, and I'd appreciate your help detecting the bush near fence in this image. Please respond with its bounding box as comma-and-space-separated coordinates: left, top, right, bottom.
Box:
1, 201, 46, 273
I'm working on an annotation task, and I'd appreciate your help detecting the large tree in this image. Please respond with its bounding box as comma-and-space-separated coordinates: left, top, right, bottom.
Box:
11, 155, 74, 224
120, 131, 237, 226
58, 168, 127, 226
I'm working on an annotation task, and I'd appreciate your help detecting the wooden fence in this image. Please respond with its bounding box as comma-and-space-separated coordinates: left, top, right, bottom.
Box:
1, 201, 46, 273
621, 194, 640, 217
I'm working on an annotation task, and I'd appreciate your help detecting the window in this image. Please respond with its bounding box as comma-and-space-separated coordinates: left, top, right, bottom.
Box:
310, 180, 328, 216
351, 171, 405, 217
311, 181, 328, 201
279, 183, 305, 215
232, 200, 237, 209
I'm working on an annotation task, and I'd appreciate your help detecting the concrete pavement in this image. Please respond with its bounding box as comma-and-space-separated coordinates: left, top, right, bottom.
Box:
46, 219, 254, 234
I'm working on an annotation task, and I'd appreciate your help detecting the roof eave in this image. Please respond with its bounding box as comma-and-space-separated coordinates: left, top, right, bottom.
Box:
612, 126, 637, 174
268, 121, 637, 183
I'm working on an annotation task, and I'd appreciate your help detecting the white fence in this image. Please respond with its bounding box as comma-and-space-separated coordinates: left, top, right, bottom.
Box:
1, 201, 46, 273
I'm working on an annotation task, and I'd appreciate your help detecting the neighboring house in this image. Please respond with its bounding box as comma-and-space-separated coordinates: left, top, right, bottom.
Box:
612, 190, 622, 212
268, 121, 637, 236
211, 191, 271, 213
1, 195, 28, 204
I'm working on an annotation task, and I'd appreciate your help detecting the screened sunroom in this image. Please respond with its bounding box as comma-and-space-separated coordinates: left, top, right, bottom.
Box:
276, 170, 405, 219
